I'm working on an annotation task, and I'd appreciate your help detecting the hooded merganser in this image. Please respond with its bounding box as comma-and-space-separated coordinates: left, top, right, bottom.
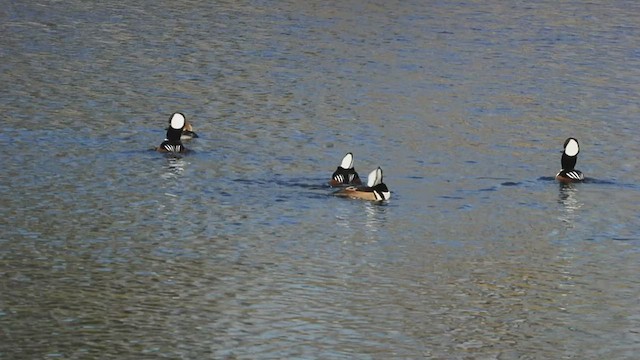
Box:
334, 167, 390, 201
156, 112, 190, 154
329, 152, 362, 186
555, 137, 584, 183
180, 120, 198, 140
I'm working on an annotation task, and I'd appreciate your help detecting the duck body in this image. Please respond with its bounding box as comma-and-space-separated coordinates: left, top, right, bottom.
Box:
334, 167, 390, 201
329, 152, 362, 186
180, 121, 199, 140
555, 137, 584, 183
555, 169, 584, 183
335, 183, 390, 201
156, 139, 188, 153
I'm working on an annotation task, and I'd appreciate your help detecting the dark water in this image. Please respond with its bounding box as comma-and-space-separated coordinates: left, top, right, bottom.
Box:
2, 0, 640, 358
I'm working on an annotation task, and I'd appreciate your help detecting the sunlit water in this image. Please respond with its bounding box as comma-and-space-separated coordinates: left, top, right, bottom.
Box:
2, 0, 640, 359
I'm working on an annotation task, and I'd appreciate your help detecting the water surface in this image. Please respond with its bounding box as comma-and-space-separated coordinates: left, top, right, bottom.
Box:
2, 0, 640, 359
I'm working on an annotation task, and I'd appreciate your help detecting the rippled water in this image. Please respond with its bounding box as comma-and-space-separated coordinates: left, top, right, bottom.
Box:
2, 0, 640, 358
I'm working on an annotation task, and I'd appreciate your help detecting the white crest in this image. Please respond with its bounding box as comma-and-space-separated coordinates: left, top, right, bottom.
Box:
564, 138, 579, 157
367, 167, 383, 187
340, 153, 354, 169
170, 113, 186, 130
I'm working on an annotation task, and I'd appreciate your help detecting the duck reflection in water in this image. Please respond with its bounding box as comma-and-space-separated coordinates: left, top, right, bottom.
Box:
364, 201, 388, 234
161, 157, 188, 180
333, 198, 388, 241
558, 183, 583, 225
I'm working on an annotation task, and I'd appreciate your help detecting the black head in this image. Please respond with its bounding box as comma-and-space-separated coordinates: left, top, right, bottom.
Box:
561, 137, 580, 170
166, 112, 186, 142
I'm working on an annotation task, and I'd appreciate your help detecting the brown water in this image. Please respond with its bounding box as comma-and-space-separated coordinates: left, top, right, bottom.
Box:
2, 0, 640, 358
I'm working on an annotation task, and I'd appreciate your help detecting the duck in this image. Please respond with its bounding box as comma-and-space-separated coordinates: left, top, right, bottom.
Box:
180, 120, 199, 140
555, 137, 584, 183
329, 152, 362, 186
156, 112, 190, 154
334, 167, 390, 201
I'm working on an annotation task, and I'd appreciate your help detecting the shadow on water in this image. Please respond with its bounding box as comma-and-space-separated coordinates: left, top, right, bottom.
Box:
539, 176, 614, 185
538, 176, 637, 188
239, 176, 380, 192
472, 176, 635, 190
231, 177, 335, 203
232, 177, 329, 191
273, 177, 333, 191
499, 181, 522, 187
232, 176, 399, 204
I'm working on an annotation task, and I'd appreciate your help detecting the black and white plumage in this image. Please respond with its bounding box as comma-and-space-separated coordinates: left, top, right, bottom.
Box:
555, 137, 584, 183
556, 169, 584, 181
160, 143, 185, 153
180, 128, 198, 140
167, 115, 198, 140
329, 152, 362, 186
332, 171, 359, 185
157, 112, 190, 154
366, 167, 391, 200
334, 167, 391, 201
